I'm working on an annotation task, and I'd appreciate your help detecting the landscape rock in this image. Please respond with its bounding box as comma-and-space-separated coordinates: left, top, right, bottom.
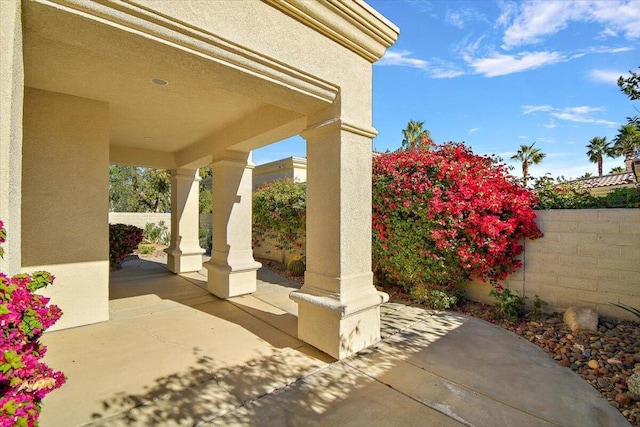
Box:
563, 306, 599, 332
616, 393, 631, 406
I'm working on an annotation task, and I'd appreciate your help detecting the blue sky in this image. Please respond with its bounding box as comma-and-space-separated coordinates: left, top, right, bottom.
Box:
253, 0, 639, 180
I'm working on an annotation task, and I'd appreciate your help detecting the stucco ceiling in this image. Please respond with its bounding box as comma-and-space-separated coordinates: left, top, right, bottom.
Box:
21, 1, 304, 155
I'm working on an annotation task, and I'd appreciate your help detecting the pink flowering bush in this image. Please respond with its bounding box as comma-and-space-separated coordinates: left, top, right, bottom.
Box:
0, 221, 65, 426
373, 143, 542, 293
109, 223, 144, 268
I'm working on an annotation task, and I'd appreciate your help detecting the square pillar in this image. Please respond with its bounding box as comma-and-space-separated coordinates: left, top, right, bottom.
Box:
204, 151, 261, 298
0, 0, 23, 275
290, 119, 388, 359
165, 168, 205, 273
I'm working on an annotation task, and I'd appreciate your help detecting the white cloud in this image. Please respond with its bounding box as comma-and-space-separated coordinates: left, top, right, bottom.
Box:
585, 46, 634, 54
522, 105, 554, 115
501, 1, 640, 49
521, 104, 618, 128
588, 69, 626, 85
563, 106, 604, 114
598, 28, 619, 39
537, 137, 555, 144
551, 112, 617, 126
377, 50, 464, 78
446, 10, 467, 29
377, 50, 429, 68
446, 8, 486, 29
466, 51, 563, 77
550, 106, 617, 126
467, 127, 479, 135
496, 1, 518, 28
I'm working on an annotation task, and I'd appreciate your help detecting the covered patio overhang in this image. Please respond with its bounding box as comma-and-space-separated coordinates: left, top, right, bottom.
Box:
0, 0, 399, 359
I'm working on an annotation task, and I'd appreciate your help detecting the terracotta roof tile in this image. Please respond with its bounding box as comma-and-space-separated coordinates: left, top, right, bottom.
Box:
571, 172, 636, 189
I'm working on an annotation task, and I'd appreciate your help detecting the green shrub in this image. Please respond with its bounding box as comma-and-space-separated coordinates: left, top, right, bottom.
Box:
143, 221, 169, 244
601, 187, 640, 208
489, 285, 526, 322
137, 245, 155, 255
199, 228, 212, 255
533, 177, 599, 209
533, 176, 640, 209
409, 284, 460, 310
109, 224, 144, 268
287, 255, 306, 276
253, 179, 306, 251
529, 295, 547, 321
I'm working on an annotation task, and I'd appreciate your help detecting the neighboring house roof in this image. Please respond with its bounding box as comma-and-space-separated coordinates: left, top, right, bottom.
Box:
571, 172, 636, 189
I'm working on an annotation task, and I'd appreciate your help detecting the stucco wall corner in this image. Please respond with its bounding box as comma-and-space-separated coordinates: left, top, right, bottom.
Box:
0, 0, 24, 275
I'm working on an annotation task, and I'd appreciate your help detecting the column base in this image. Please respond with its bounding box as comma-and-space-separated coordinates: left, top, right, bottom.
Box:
165, 247, 205, 273
204, 260, 261, 298
290, 288, 389, 359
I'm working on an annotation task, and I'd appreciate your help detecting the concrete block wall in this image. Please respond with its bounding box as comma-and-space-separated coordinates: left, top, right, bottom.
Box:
108, 212, 212, 231
253, 235, 306, 265
108, 212, 170, 230
464, 209, 640, 321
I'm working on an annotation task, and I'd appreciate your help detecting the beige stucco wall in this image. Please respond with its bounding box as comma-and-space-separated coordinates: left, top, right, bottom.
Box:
0, 0, 23, 275
253, 157, 307, 190
108, 212, 212, 231
135, 0, 373, 126
588, 183, 637, 197
108, 212, 171, 230
22, 88, 110, 331
463, 209, 640, 321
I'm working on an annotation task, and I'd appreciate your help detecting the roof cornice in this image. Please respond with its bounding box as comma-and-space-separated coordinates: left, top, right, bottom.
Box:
263, 0, 399, 62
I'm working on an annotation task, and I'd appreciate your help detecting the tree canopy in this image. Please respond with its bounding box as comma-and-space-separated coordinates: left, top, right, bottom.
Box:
109, 166, 171, 212
586, 136, 612, 177
510, 142, 546, 187
618, 67, 640, 101
401, 120, 433, 150
611, 124, 640, 161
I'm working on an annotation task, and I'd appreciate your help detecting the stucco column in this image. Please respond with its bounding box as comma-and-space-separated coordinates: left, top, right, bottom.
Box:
290, 119, 388, 359
165, 168, 205, 273
204, 151, 261, 298
0, 0, 23, 275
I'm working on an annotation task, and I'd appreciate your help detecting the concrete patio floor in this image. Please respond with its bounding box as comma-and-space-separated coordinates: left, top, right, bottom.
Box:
39, 258, 629, 426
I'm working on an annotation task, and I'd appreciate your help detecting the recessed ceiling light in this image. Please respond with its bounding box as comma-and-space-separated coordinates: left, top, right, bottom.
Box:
151, 78, 168, 86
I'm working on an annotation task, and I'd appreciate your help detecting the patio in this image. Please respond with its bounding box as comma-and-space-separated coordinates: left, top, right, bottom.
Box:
39, 258, 627, 426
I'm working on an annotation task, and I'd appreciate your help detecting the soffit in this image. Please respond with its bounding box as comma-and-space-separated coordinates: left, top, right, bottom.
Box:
21, 1, 332, 154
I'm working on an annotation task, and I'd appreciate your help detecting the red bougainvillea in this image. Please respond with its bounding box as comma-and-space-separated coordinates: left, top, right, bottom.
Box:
372, 142, 542, 290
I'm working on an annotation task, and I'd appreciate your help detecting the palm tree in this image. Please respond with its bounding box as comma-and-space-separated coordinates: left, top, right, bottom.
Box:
610, 166, 625, 173
402, 120, 432, 150
511, 142, 546, 187
586, 136, 612, 177
611, 124, 640, 161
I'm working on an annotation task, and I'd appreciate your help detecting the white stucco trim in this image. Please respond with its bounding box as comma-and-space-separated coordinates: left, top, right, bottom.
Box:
264, 0, 399, 62
303, 117, 378, 139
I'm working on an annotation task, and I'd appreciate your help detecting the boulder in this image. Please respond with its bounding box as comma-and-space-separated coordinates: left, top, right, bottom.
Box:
563, 306, 598, 332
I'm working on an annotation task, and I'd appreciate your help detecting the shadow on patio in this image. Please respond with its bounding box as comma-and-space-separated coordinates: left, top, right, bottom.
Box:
39, 258, 627, 426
